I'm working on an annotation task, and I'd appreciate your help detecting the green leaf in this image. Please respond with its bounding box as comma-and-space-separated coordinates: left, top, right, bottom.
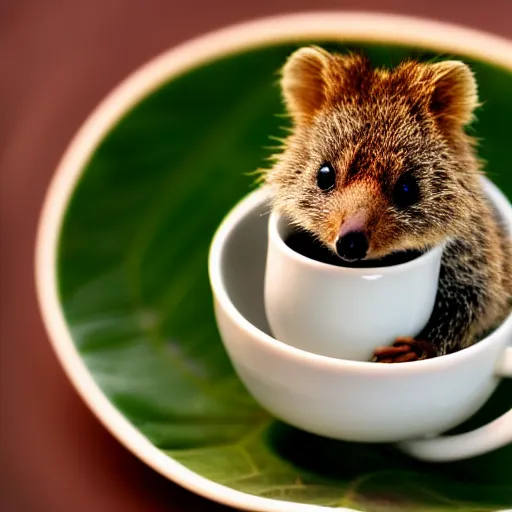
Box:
58, 42, 512, 511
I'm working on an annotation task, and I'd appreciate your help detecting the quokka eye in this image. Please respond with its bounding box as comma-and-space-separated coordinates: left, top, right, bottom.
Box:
317, 163, 336, 191
393, 173, 420, 208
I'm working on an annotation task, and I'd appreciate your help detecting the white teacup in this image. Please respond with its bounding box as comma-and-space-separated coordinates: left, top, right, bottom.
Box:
265, 212, 444, 360
208, 177, 512, 461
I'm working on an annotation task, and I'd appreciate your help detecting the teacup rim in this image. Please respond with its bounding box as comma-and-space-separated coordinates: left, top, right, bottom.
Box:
268, 208, 445, 276
209, 178, 512, 373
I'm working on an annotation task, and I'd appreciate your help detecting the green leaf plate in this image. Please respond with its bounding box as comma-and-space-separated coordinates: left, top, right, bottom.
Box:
36, 13, 512, 512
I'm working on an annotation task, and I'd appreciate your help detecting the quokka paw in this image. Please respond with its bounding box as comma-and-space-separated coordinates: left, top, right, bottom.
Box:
371, 337, 437, 363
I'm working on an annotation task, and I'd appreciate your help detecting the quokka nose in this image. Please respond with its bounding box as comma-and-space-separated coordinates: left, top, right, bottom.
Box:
336, 231, 369, 261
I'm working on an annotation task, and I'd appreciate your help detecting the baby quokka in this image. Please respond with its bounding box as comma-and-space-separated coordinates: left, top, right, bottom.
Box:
264, 46, 511, 360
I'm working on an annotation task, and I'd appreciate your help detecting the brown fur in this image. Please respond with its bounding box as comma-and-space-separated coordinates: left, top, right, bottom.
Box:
263, 47, 511, 355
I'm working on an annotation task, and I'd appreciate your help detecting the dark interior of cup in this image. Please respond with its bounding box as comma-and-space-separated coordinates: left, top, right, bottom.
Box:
274, 209, 425, 268
285, 226, 424, 268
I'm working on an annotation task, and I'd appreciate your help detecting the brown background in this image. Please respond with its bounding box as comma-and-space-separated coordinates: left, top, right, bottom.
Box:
1, 1, 511, 511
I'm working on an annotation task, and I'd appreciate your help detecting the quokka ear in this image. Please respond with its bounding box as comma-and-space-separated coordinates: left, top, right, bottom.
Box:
280, 46, 332, 125
425, 60, 479, 129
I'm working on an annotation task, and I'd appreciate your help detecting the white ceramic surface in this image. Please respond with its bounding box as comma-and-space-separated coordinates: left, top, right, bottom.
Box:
209, 177, 512, 460
36, 11, 512, 512
265, 212, 444, 360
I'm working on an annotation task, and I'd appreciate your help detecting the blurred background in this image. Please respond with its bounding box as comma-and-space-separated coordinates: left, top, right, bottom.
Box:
1, 1, 511, 511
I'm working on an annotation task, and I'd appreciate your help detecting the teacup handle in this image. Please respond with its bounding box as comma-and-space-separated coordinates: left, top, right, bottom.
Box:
398, 346, 512, 462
